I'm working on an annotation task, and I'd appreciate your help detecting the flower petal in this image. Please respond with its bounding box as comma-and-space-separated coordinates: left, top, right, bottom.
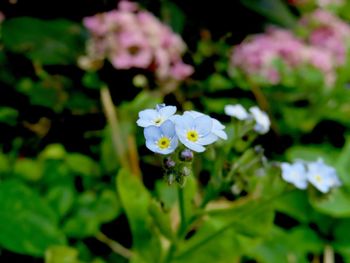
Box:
159, 106, 177, 119
144, 126, 161, 142
198, 133, 218, 145
174, 114, 194, 132
160, 120, 176, 138
194, 115, 212, 136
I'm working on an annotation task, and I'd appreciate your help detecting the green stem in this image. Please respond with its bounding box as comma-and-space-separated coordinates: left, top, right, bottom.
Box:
95, 231, 133, 259
162, 187, 187, 263
178, 186, 186, 236
100, 86, 130, 171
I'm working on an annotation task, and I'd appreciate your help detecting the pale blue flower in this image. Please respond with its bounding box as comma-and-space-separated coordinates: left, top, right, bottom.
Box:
249, 106, 270, 134
306, 159, 341, 193
174, 114, 218, 152
224, 104, 250, 120
184, 111, 227, 140
144, 120, 178, 154
137, 104, 176, 127
281, 162, 308, 190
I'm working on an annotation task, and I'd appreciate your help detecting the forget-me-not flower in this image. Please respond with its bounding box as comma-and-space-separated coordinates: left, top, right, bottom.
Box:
224, 104, 250, 120
144, 120, 178, 154
281, 162, 308, 189
306, 159, 341, 193
184, 111, 228, 140
174, 114, 218, 152
249, 106, 270, 134
137, 104, 176, 127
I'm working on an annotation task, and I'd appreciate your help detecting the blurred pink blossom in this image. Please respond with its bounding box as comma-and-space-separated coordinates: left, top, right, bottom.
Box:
80, 1, 193, 83
231, 26, 338, 87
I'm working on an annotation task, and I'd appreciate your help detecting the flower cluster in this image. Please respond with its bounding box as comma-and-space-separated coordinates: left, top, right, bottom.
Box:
288, 0, 344, 9
225, 104, 271, 134
80, 1, 193, 82
281, 159, 341, 193
230, 15, 350, 87
137, 104, 227, 154
300, 9, 350, 66
231, 26, 339, 87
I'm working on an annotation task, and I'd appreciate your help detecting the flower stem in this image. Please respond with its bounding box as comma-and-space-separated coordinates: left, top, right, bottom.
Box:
324, 245, 334, 263
100, 86, 130, 171
95, 231, 133, 259
178, 186, 186, 236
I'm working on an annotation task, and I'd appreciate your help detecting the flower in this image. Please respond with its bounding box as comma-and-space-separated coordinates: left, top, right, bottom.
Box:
144, 120, 178, 154
306, 159, 341, 193
224, 104, 250, 120
184, 111, 227, 140
174, 114, 218, 152
137, 104, 176, 127
81, 1, 193, 82
249, 106, 270, 134
281, 162, 308, 189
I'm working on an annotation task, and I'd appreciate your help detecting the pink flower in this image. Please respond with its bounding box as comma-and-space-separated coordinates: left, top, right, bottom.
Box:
170, 61, 194, 80
111, 32, 152, 69
81, 1, 193, 83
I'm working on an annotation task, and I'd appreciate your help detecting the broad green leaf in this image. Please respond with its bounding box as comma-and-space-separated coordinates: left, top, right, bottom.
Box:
66, 153, 100, 177
45, 245, 79, 263
149, 200, 174, 241
63, 190, 121, 238
240, 0, 297, 28
40, 144, 67, 160
46, 186, 75, 218
309, 188, 350, 217
117, 169, 162, 263
0, 180, 66, 256
275, 191, 311, 223
0, 107, 18, 126
14, 158, 43, 182
174, 198, 274, 262
249, 226, 323, 263
161, 1, 186, 33
336, 136, 350, 186
3, 17, 84, 65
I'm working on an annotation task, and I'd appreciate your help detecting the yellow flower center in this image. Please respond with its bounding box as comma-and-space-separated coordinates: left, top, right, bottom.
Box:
157, 137, 171, 149
154, 117, 163, 126
186, 130, 199, 142
315, 175, 323, 183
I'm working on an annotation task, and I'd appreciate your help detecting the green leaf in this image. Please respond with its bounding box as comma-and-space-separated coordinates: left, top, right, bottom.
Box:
45, 245, 79, 263
309, 188, 350, 217
0, 107, 18, 126
149, 200, 174, 241
46, 186, 75, 218
161, 1, 186, 33
117, 169, 162, 262
240, 0, 297, 28
14, 158, 43, 182
3, 17, 84, 65
66, 153, 100, 177
63, 190, 121, 238
0, 180, 66, 256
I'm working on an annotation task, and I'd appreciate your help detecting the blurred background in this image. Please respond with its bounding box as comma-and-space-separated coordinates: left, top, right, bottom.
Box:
1, 0, 350, 262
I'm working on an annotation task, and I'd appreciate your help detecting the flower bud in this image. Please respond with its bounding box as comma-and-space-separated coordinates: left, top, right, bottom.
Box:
164, 157, 176, 169
179, 149, 194, 162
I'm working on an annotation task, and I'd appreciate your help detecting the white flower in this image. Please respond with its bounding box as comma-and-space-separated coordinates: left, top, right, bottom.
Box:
184, 111, 227, 140
224, 104, 250, 120
306, 159, 341, 193
137, 104, 176, 127
249, 106, 270, 134
281, 162, 308, 189
174, 114, 218, 152
144, 120, 178, 154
